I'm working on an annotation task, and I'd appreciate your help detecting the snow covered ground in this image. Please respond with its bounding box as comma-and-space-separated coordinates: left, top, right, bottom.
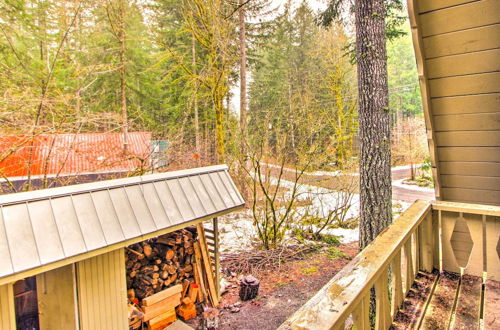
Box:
213, 174, 412, 254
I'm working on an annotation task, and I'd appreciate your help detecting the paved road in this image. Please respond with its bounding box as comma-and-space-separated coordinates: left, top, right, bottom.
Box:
262, 162, 436, 203
390, 166, 435, 202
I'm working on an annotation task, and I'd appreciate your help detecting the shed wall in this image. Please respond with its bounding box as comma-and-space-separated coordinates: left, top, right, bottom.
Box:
0, 283, 15, 329
36, 265, 78, 330
76, 248, 128, 330
409, 0, 500, 205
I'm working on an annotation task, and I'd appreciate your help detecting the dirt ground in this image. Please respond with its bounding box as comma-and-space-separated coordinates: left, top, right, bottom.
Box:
186, 242, 359, 330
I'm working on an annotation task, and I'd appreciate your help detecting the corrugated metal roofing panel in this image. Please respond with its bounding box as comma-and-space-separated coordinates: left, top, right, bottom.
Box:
2, 204, 40, 272
0, 132, 151, 177
27, 200, 65, 264
0, 210, 14, 277
0, 165, 244, 282
91, 190, 126, 244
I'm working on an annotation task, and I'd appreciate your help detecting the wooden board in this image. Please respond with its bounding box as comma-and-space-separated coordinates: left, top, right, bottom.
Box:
195, 224, 219, 307
484, 280, 500, 329
485, 216, 500, 280
141, 284, 182, 307
420, 0, 500, 37
417, 0, 478, 13
438, 147, 500, 162
434, 112, 500, 131
0, 284, 15, 330
435, 131, 500, 147
441, 175, 500, 191
148, 309, 176, 330
429, 72, 500, 98
439, 162, 500, 177
423, 24, 500, 58
431, 94, 500, 116
421, 271, 460, 329
142, 293, 181, 322
451, 274, 482, 329
426, 49, 500, 79
441, 188, 500, 205
391, 271, 439, 330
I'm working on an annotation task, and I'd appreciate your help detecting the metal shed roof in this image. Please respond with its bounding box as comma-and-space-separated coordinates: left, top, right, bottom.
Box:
0, 165, 244, 284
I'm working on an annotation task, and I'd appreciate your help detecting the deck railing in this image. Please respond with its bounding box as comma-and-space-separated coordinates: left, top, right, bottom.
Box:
278, 200, 500, 330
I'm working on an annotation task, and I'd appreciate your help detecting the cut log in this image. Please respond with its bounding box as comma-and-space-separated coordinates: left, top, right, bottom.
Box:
143, 244, 153, 258
166, 249, 175, 260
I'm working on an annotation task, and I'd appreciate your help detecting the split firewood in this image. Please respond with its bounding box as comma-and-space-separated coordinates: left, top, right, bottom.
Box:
143, 244, 153, 258
126, 228, 201, 303
165, 249, 175, 260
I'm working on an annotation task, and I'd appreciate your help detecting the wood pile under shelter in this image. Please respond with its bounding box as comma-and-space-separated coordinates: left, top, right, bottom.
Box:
0, 165, 244, 330
126, 224, 221, 328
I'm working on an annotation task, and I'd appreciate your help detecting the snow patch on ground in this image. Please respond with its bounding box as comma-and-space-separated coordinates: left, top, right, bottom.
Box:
214, 175, 413, 253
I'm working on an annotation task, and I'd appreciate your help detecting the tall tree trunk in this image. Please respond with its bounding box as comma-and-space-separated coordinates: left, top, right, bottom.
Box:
119, 0, 128, 153
214, 89, 225, 163
192, 34, 200, 159
239, 0, 248, 198
356, 0, 392, 250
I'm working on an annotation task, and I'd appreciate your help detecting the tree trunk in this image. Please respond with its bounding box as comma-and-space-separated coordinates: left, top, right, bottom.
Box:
239, 0, 248, 198
356, 0, 392, 250
119, 0, 128, 153
192, 34, 200, 160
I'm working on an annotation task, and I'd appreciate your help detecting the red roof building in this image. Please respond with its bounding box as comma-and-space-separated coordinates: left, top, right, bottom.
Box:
0, 132, 152, 178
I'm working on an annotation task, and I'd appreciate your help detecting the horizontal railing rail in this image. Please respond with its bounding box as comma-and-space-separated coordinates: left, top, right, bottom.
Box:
279, 200, 500, 330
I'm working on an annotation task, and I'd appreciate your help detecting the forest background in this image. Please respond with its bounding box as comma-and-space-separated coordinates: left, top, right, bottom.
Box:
0, 0, 427, 190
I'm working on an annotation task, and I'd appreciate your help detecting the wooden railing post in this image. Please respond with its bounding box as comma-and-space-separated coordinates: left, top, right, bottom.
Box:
375, 266, 392, 330
391, 250, 404, 317
418, 212, 434, 272
404, 238, 414, 295
352, 294, 370, 330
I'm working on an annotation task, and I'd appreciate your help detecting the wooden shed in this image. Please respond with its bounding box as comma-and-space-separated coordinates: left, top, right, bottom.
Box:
0, 165, 244, 329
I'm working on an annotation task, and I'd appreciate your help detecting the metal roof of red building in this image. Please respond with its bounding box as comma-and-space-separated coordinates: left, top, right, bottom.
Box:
0, 132, 151, 177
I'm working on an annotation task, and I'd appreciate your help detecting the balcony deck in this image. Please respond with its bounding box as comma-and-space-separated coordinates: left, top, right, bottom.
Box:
392, 271, 499, 329
279, 201, 500, 330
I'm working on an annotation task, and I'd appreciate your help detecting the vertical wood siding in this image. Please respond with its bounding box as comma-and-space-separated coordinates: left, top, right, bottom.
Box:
36, 265, 78, 330
0, 283, 15, 329
76, 249, 128, 330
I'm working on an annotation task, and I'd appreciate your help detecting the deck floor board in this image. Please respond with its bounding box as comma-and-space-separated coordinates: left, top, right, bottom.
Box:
451, 274, 482, 330
391, 271, 438, 330
393, 272, 500, 329
484, 280, 500, 330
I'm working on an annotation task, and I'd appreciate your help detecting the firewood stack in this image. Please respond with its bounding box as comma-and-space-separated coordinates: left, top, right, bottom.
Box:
126, 225, 219, 329
125, 227, 197, 303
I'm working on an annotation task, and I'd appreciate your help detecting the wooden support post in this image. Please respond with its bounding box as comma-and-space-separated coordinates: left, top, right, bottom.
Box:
0, 283, 15, 330
391, 250, 404, 317
212, 218, 221, 299
404, 238, 414, 295
352, 294, 370, 330
375, 267, 392, 330
418, 213, 434, 272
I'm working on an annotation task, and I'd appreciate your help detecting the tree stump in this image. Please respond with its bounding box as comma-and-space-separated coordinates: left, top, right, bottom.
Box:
239, 275, 259, 301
